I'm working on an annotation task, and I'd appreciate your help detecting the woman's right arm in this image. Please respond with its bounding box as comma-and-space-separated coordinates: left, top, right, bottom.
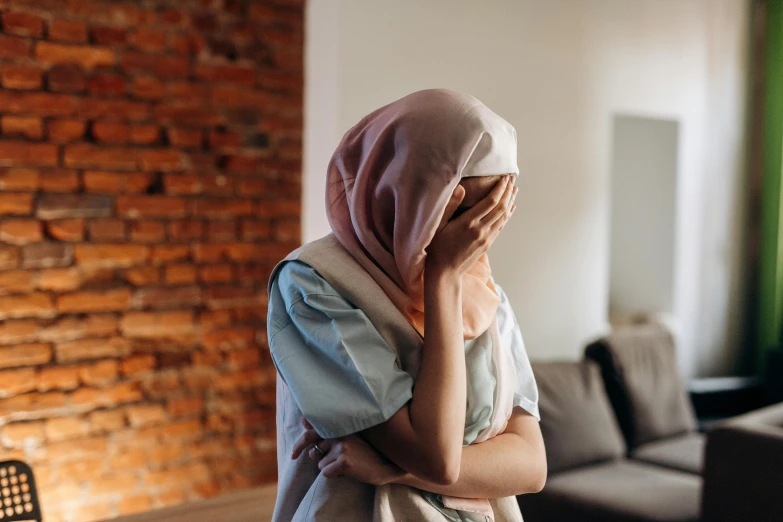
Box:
361, 174, 516, 485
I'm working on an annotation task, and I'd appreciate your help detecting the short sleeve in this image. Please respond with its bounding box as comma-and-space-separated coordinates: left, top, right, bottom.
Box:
267, 261, 414, 439
494, 281, 541, 421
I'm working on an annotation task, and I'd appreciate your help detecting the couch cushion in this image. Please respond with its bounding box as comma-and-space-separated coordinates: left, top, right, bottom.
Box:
631, 433, 704, 475
585, 323, 697, 448
532, 361, 626, 474
517, 460, 702, 522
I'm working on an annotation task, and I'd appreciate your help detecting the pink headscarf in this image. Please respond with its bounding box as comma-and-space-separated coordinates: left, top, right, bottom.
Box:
325, 89, 519, 340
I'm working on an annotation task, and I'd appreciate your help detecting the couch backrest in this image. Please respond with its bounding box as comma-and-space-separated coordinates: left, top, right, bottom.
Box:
585, 323, 697, 449
532, 360, 626, 474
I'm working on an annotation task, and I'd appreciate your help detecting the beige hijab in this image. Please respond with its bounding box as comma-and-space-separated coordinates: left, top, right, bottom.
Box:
325, 88, 519, 340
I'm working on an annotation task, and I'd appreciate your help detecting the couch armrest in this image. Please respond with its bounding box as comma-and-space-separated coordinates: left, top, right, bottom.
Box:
701, 403, 783, 522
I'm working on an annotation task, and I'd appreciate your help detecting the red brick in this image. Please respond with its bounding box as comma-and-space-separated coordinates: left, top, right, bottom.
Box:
199, 265, 233, 283
75, 244, 148, 268
74, 97, 150, 120
79, 359, 118, 386
0, 168, 38, 190
226, 348, 260, 368
130, 221, 165, 243
56, 336, 132, 362
38, 366, 80, 391
89, 219, 126, 241
48, 20, 88, 43
0, 64, 42, 90
38, 267, 80, 291
168, 220, 203, 240
119, 493, 152, 516
123, 266, 160, 286
39, 169, 80, 192
154, 103, 221, 126
165, 264, 197, 285
167, 397, 203, 418
1, 115, 43, 139
122, 52, 189, 78
127, 28, 167, 52
43, 433, 108, 461
37, 315, 118, 343
195, 64, 256, 86
120, 311, 194, 338
0, 244, 18, 269
0, 343, 51, 369
0, 391, 67, 418
150, 245, 190, 264
0, 271, 34, 295
64, 144, 136, 170
0, 320, 35, 346
47, 64, 86, 93
0, 141, 58, 167
0, 33, 30, 59
0, 367, 36, 396
37, 193, 112, 219
139, 149, 186, 172
91, 26, 126, 47
164, 173, 200, 195
211, 85, 269, 108
89, 474, 140, 498
206, 220, 236, 241
36, 41, 115, 68
131, 75, 165, 99
216, 368, 274, 391
91, 121, 129, 144
1, 421, 45, 448
203, 327, 255, 351
133, 286, 201, 309
168, 128, 203, 148
0, 193, 32, 215
192, 199, 253, 217
45, 417, 87, 441
241, 220, 270, 240
256, 199, 300, 218
21, 243, 72, 268
117, 196, 187, 218
48, 119, 85, 143
87, 73, 126, 96
46, 219, 84, 242
0, 292, 53, 319
119, 354, 156, 376
208, 130, 241, 150
82, 171, 121, 193
273, 220, 300, 242
0, 91, 75, 116
89, 410, 125, 433
0, 219, 41, 244
193, 242, 294, 263
2, 12, 44, 37
126, 404, 166, 428
56, 289, 132, 313
126, 172, 155, 192
168, 82, 205, 102
130, 124, 160, 145
111, 448, 147, 471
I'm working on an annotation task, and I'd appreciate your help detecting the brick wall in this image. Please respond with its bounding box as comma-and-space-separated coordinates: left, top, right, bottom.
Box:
0, 1, 302, 520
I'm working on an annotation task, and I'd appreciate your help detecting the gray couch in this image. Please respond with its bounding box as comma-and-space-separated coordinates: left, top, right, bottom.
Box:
517, 360, 701, 522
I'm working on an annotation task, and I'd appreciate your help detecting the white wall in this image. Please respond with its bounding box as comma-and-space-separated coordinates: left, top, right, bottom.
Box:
304, 0, 750, 377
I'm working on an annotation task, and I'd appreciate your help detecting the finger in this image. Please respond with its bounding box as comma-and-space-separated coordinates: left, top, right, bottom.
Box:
320, 457, 345, 477
482, 176, 515, 227
486, 196, 515, 243
317, 448, 340, 471
438, 184, 465, 231
291, 429, 321, 459
301, 417, 314, 430
461, 175, 510, 223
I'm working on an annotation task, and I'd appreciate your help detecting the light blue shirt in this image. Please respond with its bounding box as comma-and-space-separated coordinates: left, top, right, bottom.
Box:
267, 260, 540, 442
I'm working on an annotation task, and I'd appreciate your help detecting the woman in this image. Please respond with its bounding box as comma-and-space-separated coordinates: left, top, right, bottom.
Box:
267, 89, 546, 521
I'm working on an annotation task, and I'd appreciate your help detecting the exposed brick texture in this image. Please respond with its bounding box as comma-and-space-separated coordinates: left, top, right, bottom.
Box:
0, 1, 302, 520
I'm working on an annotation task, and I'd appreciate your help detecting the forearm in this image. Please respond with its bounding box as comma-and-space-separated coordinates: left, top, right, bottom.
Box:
409, 265, 466, 471
391, 431, 546, 498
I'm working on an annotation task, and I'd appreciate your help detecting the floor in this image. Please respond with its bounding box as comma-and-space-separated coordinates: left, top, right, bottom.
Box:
103, 485, 278, 522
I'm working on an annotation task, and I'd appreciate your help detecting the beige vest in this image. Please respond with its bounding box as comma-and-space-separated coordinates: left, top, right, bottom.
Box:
269, 234, 524, 522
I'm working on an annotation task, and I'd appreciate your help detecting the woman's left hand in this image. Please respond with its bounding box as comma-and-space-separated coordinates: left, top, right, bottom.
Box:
291, 418, 403, 486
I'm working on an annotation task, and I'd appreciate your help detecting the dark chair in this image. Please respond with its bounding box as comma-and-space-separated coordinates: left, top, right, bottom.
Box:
0, 460, 42, 522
